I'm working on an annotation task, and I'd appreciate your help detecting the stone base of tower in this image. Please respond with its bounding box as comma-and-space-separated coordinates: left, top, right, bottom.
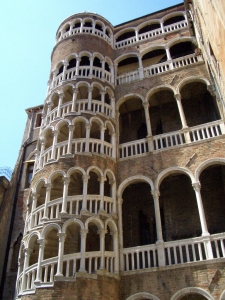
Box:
20, 271, 120, 300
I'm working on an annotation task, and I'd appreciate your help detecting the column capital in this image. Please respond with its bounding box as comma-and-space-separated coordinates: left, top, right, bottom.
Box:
99, 176, 106, 183
109, 179, 116, 186
142, 102, 149, 109
24, 247, 33, 255
174, 93, 181, 101
151, 189, 160, 198
85, 123, 91, 129
40, 138, 46, 145
58, 92, 64, 99
62, 176, 70, 184
37, 238, 45, 247
88, 87, 93, 92
32, 192, 39, 200
100, 125, 106, 131
100, 90, 106, 95
192, 182, 201, 191
57, 232, 66, 241
80, 229, 88, 237
53, 130, 58, 137
118, 197, 123, 205
68, 125, 75, 131
72, 87, 78, 93
82, 174, 90, 182
45, 183, 51, 191
99, 229, 107, 236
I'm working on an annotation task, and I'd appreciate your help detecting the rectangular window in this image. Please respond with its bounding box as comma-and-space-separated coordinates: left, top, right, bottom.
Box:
35, 113, 42, 128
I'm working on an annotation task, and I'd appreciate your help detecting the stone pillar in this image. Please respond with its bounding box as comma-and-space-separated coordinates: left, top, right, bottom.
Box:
192, 182, 210, 236
160, 21, 165, 33
55, 233, 66, 277
100, 91, 106, 114
71, 88, 78, 111
89, 57, 93, 76
113, 230, 119, 273
38, 139, 46, 169
62, 62, 68, 80
61, 177, 70, 214
175, 94, 188, 128
85, 124, 91, 153
79, 229, 88, 272
135, 29, 139, 41
30, 192, 38, 228
99, 229, 107, 269
99, 176, 106, 213
110, 180, 117, 214
50, 130, 58, 160
80, 21, 84, 33
111, 132, 116, 159
138, 55, 144, 79
42, 183, 51, 221
75, 58, 81, 76
101, 60, 105, 79
111, 96, 115, 119
81, 175, 89, 213
67, 125, 74, 155
114, 63, 118, 85
47, 102, 53, 115
118, 197, 124, 271
100, 126, 106, 154
57, 93, 64, 118
87, 87, 93, 110
34, 239, 45, 283
166, 47, 173, 69
110, 64, 114, 84
21, 248, 32, 291
151, 190, 165, 267
143, 102, 154, 152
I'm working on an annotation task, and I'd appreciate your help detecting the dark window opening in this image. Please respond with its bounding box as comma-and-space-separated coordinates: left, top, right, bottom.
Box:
116, 30, 135, 42
57, 65, 64, 76
93, 57, 101, 67
84, 21, 92, 28
170, 42, 195, 59
73, 22, 81, 28
10, 233, 23, 271
80, 56, 90, 66
65, 25, 70, 32
105, 62, 110, 72
163, 15, 185, 26
139, 23, 161, 34
95, 23, 103, 31
35, 113, 42, 127
118, 56, 138, 68
25, 163, 34, 188
67, 58, 77, 70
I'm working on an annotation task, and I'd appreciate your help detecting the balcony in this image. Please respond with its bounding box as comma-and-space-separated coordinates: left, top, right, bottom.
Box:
115, 19, 188, 49
119, 120, 225, 159
122, 232, 225, 272
116, 53, 204, 85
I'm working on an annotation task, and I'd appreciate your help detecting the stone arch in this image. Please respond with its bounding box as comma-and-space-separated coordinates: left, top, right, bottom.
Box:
62, 218, 84, 233
26, 231, 41, 247
48, 170, 66, 184
140, 44, 166, 57
104, 169, 116, 182
114, 52, 139, 65
72, 115, 89, 126
167, 36, 196, 49
155, 166, 195, 190
116, 93, 145, 111
219, 290, 225, 300
195, 158, 225, 182
171, 287, 214, 300
55, 118, 71, 131
162, 10, 186, 23
41, 223, 61, 239
146, 85, 176, 102
93, 51, 105, 62
71, 18, 82, 29
85, 216, 104, 230
176, 76, 211, 95
137, 19, 161, 32
115, 27, 136, 41
118, 175, 154, 198
64, 53, 78, 65
67, 166, 85, 178
87, 166, 103, 177
126, 292, 160, 300
79, 50, 92, 59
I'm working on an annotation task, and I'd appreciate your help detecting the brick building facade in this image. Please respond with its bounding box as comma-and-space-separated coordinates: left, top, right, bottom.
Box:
1, 1, 225, 299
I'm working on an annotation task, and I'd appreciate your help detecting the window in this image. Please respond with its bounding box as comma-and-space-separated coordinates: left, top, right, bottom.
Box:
25, 163, 34, 188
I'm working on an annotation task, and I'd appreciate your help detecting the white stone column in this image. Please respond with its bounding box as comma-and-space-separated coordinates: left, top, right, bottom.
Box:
67, 125, 74, 155
61, 177, 70, 214
85, 124, 91, 153
81, 175, 89, 213
34, 239, 45, 283
175, 94, 188, 128
111, 96, 115, 119
99, 229, 107, 269
80, 21, 84, 33
100, 126, 106, 154
135, 29, 139, 41
113, 230, 119, 273
151, 190, 165, 267
111, 132, 116, 159
50, 130, 58, 160
192, 182, 210, 236
143, 102, 154, 152
114, 63, 118, 85
110, 65, 114, 84
75, 58, 81, 75
55, 233, 66, 277
89, 57, 93, 76
99, 176, 106, 213
160, 21, 165, 33
138, 55, 144, 79
21, 248, 32, 291
166, 47, 173, 69
62, 62, 68, 80
110, 180, 117, 214
79, 229, 88, 272
42, 183, 51, 221
87, 87, 93, 110
47, 102, 53, 115
57, 93, 64, 118
101, 60, 105, 79
38, 139, 46, 169
100, 91, 106, 114
30, 193, 38, 228
116, 110, 120, 159
118, 197, 124, 271
71, 88, 78, 111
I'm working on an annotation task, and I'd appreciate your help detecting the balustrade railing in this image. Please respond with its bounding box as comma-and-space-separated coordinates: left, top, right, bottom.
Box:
116, 70, 139, 85
115, 19, 188, 49
153, 131, 185, 151
210, 233, 225, 258
119, 138, 148, 159
172, 53, 203, 68
144, 60, 170, 77
32, 205, 44, 227
40, 257, 58, 284
189, 120, 224, 142
63, 253, 81, 277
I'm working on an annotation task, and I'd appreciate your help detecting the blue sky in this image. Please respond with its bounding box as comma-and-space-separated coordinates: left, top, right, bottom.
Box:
0, 0, 182, 170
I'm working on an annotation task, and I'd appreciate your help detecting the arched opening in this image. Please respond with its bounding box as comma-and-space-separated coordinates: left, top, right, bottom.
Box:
73, 121, 86, 138
76, 84, 89, 111
67, 58, 76, 70
62, 85, 73, 104
139, 22, 161, 34
148, 89, 181, 136
200, 164, 225, 235
164, 14, 185, 26
36, 180, 46, 208
73, 20, 81, 29
122, 182, 156, 248
50, 174, 64, 201
68, 171, 83, 196
104, 126, 111, 144
119, 97, 146, 143
64, 223, 81, 254
105, 92, 110, 105
159, 173, 201, 242
179, 295, 207, 300
88, 171, 100, 195
57, 123, 69, 144
28, 235, 39, 267
64, 24, 70, 32
95, 22, 103, 32
142, 48, 167, 69
116, 30, 135, 43
105, 225, 114, 251
170, 41, 195, 59
180, 81, 220, 130
79, 56, 90, 68
104, 174, 111, 197
117, 56, 139, 76
44, 129, 54, 150
83, 20, 92, 28
57, 63, 64, 76
86, 222, 100, 252
90, 121, 101, 140
105, 61, 110, 72
92, 85, 101, 101
44, 229, 59, 260
51, 94, 59, 111
93, 57, 101, 68
105, 28, 110, 38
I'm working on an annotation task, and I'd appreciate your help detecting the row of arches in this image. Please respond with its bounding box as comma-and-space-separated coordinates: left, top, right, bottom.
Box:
43, 82, 115, 126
